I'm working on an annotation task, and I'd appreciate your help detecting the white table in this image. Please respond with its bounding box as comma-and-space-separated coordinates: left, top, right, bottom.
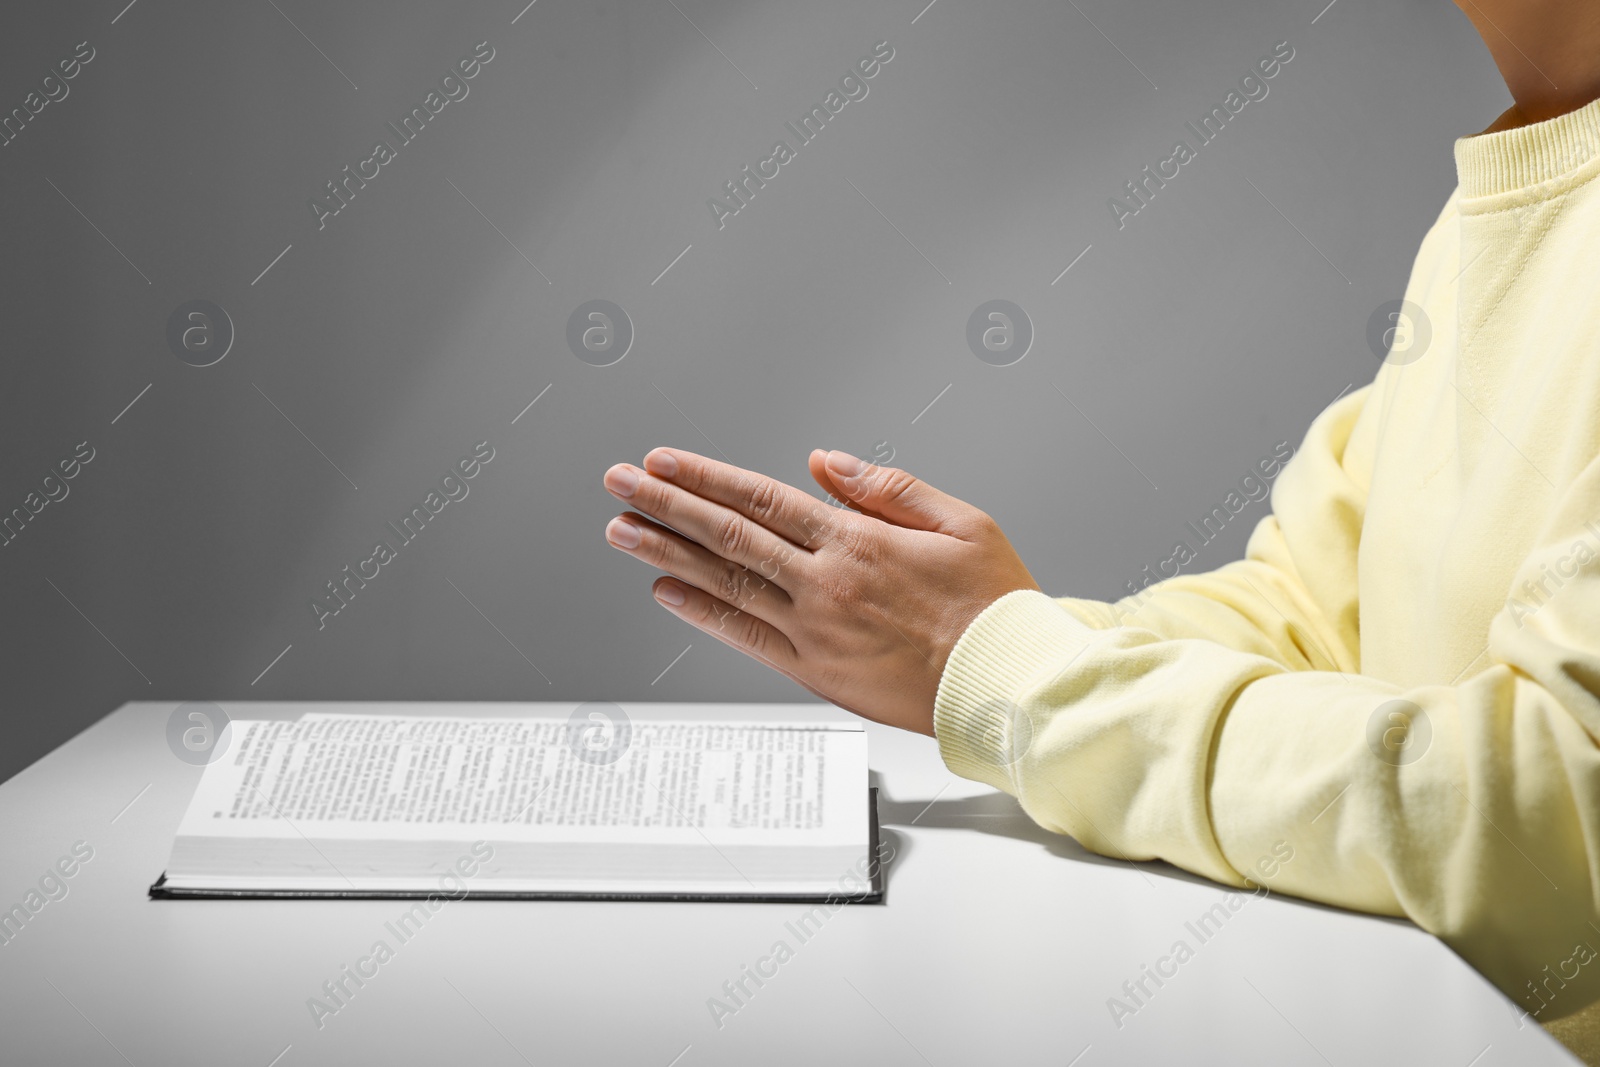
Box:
0, 702, 1578, 1066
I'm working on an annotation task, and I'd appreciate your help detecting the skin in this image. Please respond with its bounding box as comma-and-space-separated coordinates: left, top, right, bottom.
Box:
602, 449, 1037, 736
603, 3, 1600, 739
1454, 0, 1600, 132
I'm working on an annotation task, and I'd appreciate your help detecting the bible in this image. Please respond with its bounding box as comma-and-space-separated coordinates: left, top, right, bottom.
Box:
150, 704, 883, 903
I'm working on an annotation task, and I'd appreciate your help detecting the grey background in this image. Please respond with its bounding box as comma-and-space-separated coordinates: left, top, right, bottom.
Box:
0, 0, 1506, 783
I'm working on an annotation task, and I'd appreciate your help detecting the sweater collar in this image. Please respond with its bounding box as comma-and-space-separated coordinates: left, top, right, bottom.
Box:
1454, 95, 1600, 198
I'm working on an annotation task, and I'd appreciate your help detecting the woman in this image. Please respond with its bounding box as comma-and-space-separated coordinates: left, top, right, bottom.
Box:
603, 0, 1600, 1058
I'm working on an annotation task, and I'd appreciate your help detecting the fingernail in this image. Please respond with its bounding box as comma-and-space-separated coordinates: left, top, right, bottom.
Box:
644, 450, 677, 478
826, 450, 864, 478
654, 582, 686, 607
604, 464, 639, 497
606, 517, 641, 549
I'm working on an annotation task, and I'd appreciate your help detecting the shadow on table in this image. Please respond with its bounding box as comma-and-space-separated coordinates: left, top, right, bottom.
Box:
872, 781, 1217, 891
871, 774, 1411, 923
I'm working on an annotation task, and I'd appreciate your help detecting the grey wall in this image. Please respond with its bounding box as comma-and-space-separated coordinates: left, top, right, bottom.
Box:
0, 0, 1506, 783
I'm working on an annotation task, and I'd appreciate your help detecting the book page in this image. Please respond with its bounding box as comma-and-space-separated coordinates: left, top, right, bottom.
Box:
176, 714, 865, 847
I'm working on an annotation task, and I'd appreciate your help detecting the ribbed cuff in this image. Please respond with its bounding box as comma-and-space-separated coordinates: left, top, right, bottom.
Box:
933, 589, 1101, 792
1455, 95, 1600, 198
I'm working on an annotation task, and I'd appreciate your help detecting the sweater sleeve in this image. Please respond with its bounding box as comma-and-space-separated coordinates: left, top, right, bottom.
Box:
1047, 382, 1370, 676
934, 389, 1600, 1010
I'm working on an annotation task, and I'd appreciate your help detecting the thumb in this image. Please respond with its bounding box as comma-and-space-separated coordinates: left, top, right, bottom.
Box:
812, 449, 978, 535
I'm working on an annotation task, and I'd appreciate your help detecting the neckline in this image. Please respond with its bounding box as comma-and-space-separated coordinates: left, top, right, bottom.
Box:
1454, 95, 1600, 198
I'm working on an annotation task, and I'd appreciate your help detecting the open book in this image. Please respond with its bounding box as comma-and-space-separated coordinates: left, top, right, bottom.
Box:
150, 705, 882, 903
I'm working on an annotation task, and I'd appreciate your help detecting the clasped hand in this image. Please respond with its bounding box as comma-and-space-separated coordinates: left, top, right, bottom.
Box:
602, 448, 1040, 735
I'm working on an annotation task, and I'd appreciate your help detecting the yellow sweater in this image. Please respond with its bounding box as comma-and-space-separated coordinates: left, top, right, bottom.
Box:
935, 96, 1600, 1027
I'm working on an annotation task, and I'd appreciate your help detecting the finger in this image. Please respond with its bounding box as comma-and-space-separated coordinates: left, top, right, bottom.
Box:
603, 462, 816, 580
651, 577, 798, 672
642, 448, 840, 551
605, 513, 791, 624
819, 450, 981, 536
808, 449, 885, 520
